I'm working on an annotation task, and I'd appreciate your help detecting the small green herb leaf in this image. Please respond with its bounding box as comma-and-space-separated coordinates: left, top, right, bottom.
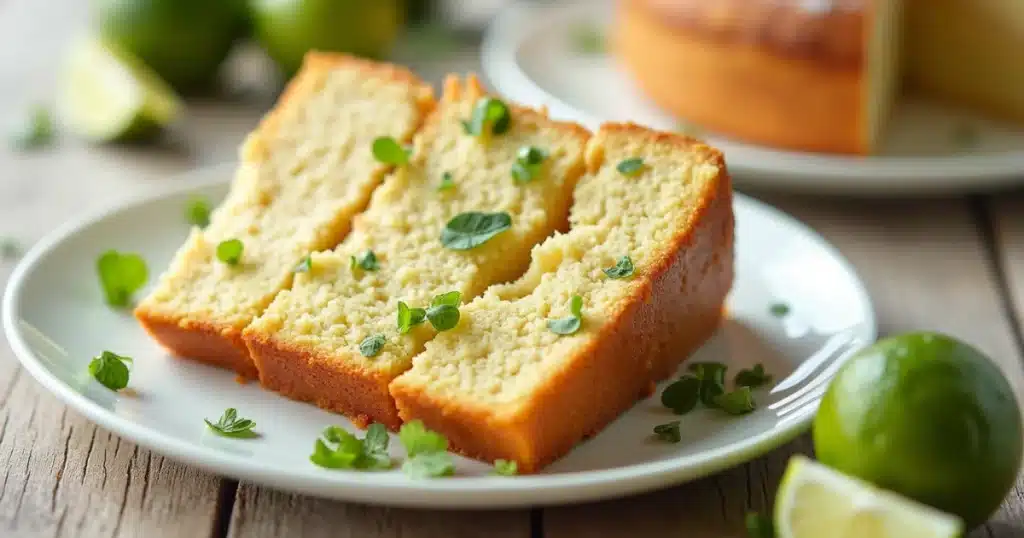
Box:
616, 157, 645, 176
438, 171, 455, 191
96, 250, 148, 307
570, 22, 605, 55
463, 97, 511, 137
204, 408, 257, 438
426, 291, 462, 332
661, 375, 701, 415
359, 334, 386, 358
185, 197, 211, 228
294, 255, 312, 273
397, 301, 427, 334
653, 421, 681, 443
88, 351, 132, 391
547, 295, 583, 335
10, 105, 54, 150
441, 211, 512, 250
310, 424, 393, 470
493, 459, 518, 476
1, 238, 22, 261
403, 451, 455, 479
372, 136, 411, 165
689, 361, 728, 407
746, 512, 775, 538
735, 364, 773, 389
431, 291, 462, 308
351, 250, 379, 272
216, 239, 244, 265
603, 256, 634, 279
769, 302, 790, 317
399, 420, 448, 458
361, 423, 392, 470
714, 387, 757, 415
511, 146, 548, 183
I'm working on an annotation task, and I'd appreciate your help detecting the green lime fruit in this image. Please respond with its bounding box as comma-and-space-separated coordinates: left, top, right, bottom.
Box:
813, 331, 1023, 529
94, 0, 247, 93
57, 37, 182, 143
249, 0, 404, 77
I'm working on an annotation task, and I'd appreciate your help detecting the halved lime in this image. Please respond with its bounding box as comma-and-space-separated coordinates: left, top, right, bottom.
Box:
57, 36, 183, 143
775, 456, 963, 538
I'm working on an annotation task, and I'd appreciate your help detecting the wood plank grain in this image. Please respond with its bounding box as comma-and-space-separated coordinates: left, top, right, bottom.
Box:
227, 483, 531, 538
546, 196, 1024, 538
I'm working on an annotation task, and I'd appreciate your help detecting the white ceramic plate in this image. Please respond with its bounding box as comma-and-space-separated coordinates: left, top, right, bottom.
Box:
481, 1, 1024, 195
3, 164, 876, 508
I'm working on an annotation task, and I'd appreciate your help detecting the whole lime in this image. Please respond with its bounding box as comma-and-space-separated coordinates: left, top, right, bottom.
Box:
813, 331, 1023, 528
94, 0, 247, 93
249, 0, 404, 77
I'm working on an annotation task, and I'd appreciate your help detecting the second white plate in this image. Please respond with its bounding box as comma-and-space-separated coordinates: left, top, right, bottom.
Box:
3, 165, 875, 508
481, 1, 1024, 195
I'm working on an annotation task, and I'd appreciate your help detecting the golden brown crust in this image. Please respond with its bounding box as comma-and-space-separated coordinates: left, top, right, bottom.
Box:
391, 124, 735, 473
246, 333, 403, 430
614, 0, 867, 154
135, 310, 259, 379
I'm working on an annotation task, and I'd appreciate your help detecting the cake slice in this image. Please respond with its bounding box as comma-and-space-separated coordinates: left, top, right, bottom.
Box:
134, 54, 434, 378
243, 75, 590, 428
389, 124, 734, 472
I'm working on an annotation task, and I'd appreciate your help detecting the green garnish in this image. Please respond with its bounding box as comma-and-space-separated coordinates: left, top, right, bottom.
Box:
547, 295, 584, 335
660, 375, 701, 415
350, 250, 379, 272
461, 97, 511, 137
310, 423, 392, 470
359, 334, 386, 358
438, 171, 455, 191
216, 239, 244, 265
441, 211, 512, 250
653, 421, 681, 443
88, 350, 132, 391
185, 197, 211, 228
294, 255, 312, 273
426, 291, 462, 332
511, 146, 547, 183
1, 238, 22, 261
690, 361, 727, 407
713, 387, 757, 415
735, 364, 773, 389
616, 157, 645, 176
570, 22, 606, 55
204, 408, 257, 438
10, 104, 54, 150
769, 302, 790, 317
397, 301, 427, 334
493, 459, 518, 476
399, 420, 453, 479
96, 250, 148, 307
371, 136, 411, 165
746, 512, 775, 538
603, 256, 634, 279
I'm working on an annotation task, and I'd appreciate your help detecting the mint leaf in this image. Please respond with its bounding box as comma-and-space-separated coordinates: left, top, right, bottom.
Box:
463, 97, 511, 137
397, 301, 427, 334
616, 157, 645, 176
88, 351, 132, 391
441, 211, 512, 250
399, 420, 448, 457
426, 291, 462, 332
714, 387, 756, 415
653, 421, 681, 443
769, 302, 790, 317
403, 451, 454, 479
493, 459, 518, 476
204, 408, 257, 438
310, 425, 393, 470
185, 197, 211, 228
548, 295, 583, 335
359, 334, 386, 358
96, 250, 148, 307
603, 256, 634, 279
216, 239, 243, 265
661, 375, 701, 415
372, 136, 411, 165
511, 146, 547, 183
361, 423, 392, 470
735, 364, 773, 389
351, 250, 379, 272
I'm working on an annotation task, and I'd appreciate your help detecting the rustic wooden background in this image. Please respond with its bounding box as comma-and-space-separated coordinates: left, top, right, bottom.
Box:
2, 0, 1024, 536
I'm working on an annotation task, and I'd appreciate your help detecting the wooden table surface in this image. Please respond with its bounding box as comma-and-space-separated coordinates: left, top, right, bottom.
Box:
4, 1, 1024, 537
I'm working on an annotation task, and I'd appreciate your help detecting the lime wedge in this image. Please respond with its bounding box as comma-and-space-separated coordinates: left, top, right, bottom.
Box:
57, 36, 183, 143
775, 456, 964, 538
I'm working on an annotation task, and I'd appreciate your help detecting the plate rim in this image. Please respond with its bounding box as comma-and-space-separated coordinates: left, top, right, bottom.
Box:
2, 164, 878, 508
480, 0, 1024, 195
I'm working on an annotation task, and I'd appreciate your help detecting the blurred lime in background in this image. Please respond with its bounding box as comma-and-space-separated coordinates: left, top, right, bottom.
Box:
249, 0, 405, 77
93, 0, 247, 93
813, 331, 1023, 528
